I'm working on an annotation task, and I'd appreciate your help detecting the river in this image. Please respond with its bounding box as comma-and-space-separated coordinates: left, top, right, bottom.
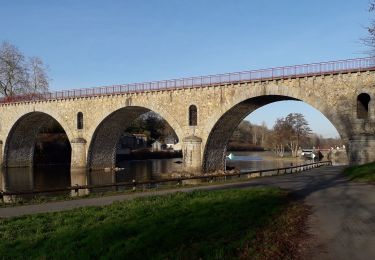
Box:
0, 151, 347, 200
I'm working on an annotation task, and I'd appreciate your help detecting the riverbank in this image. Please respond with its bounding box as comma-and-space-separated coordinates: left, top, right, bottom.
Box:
0, 187, 309, 259
117, 149, 182, 160
227, 143, 265, 151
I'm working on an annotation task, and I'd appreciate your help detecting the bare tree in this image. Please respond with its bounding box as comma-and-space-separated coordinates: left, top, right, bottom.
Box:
27, 57, 49, 93
285, 113, 311, 156
271, 113, 311, 157
0, 42, 28, 96
252, 125, 258, 145
271, 118, 289, 157
0, 41, 49, 97
363, 1, 375, 53
259, 121, 267, 147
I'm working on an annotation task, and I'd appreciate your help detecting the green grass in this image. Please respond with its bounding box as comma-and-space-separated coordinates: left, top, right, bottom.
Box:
0, 188, 306, 259
344, 162, 375, 182
0, 174, 282, 208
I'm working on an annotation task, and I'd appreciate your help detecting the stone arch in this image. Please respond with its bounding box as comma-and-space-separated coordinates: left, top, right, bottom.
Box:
87, 106, 182, 170
202, 92, 347, 172
4, 112, 72, 168
357, 93, 371, 119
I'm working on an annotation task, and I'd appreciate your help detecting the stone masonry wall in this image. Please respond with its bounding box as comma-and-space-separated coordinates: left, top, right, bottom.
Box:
0, 70, 374, 171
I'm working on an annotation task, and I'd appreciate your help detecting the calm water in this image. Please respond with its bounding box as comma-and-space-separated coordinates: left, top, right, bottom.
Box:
0, 159, 183, 198
226, 151, 305, 172
0, 151, 347, 199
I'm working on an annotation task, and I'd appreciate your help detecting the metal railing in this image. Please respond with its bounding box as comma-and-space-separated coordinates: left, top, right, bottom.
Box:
1, 56, 375, 104
0, 161, 332, 200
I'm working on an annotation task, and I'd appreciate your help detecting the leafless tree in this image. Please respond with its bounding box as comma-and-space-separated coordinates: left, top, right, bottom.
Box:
252, 125, 258, 145
0, 41, 49, 97
271, 113, 311, 157
0, 42, 28, 96
363, 1, 375, 54
271, 118, 289, 157
27, 57, 49, 93
259, 121, 268, 147
285, 113, 311, 156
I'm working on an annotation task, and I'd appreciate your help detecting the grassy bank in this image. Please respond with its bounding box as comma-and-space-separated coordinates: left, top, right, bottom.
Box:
0, 188, 309, 259
344, 162, 375, 182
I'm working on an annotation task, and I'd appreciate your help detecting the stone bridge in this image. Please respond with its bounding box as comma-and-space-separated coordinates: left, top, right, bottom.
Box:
0, 57, 374, 173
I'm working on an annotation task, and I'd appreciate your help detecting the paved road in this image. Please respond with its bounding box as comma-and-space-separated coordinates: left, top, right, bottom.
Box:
1, 166, 374, 259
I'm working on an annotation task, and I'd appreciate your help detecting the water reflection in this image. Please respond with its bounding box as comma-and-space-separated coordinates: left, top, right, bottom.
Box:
1, 166, 72, 201
226, 151, 348, 172
2, 167, 34, 191
71, 168, 89, 196
0, 158, 184, 200
226, 151, 306, 172
0, 152, 348, 201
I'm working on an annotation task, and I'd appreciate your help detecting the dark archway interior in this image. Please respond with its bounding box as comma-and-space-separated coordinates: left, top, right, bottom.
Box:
88, 107, 150, 169
34, 120, 71, 166
357, 93, 370, 119
5, 112, 71, 168
88, 106, 180, 170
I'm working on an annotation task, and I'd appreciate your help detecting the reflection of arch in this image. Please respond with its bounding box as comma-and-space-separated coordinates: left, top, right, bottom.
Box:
77, 112, 84, 129
87, 106, 180, 170
4, 112, 71, 168
357, 93, 371, 119
202, 94, 345, 172
189, 105, 197, 126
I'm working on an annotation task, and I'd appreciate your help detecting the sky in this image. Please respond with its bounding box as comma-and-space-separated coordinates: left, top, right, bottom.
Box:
0, 0, 372, 138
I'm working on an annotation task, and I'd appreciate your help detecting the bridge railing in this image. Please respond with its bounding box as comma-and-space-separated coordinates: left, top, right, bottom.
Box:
0, 161, 332, 202
1, 56, 375, 104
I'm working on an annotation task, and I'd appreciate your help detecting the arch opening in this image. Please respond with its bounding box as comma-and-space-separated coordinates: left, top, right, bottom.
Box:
357, 93, 371, 119
203, 95, 346, 173
87, 106, 180, 170
4, 112, 72, 168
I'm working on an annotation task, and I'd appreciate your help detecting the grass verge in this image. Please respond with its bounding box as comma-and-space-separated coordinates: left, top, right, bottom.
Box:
344, 162, 375, 182
0, 188, 309, 259
0, 173, 282, 208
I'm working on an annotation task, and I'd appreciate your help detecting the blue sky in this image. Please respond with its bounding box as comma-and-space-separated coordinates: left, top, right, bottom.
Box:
0, 0, 372, 137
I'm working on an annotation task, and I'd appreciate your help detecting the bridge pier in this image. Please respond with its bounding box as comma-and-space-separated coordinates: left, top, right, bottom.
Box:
70, 138, 87, 168
182, 135, 202, 173
348, 135, 375, 165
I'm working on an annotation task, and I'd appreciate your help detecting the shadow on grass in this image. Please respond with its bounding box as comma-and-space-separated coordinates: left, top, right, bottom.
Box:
344, 162, 375, 182
0, 188, 287, 259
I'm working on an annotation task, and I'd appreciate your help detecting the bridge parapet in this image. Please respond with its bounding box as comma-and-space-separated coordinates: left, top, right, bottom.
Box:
1, 57, 374, 105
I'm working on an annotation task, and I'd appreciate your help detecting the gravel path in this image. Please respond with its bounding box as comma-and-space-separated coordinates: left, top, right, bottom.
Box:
1, 165, 374, 259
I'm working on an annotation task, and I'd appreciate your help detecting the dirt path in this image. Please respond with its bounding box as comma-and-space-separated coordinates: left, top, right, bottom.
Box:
1, 166, 374, 259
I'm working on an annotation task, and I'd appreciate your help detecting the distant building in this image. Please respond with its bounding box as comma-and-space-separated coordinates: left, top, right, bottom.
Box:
117, 133, 148, 154
152, 140, 162, 151
164, 136, 177, 149
133, 133, 148, 144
